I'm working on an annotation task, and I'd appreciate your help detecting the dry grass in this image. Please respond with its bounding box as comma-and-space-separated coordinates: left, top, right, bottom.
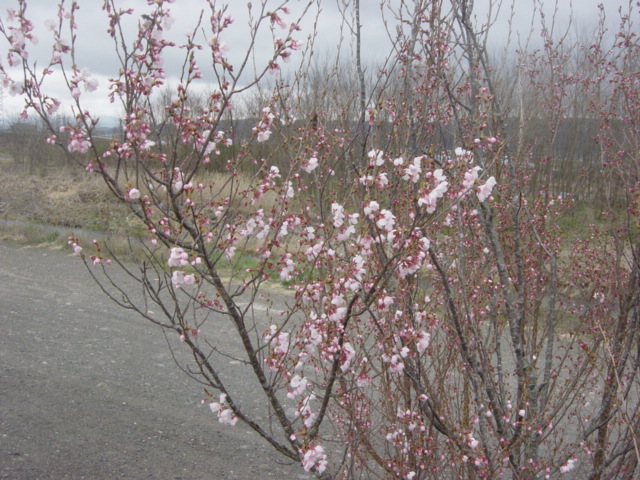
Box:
0, 159, 137, 253
0, 160, 284, 269
0, 165, 129, 228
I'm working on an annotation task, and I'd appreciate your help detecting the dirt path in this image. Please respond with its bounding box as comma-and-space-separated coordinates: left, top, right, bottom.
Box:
0, 241, 310, 480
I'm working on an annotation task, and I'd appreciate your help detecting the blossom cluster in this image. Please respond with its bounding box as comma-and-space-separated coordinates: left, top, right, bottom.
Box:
167, 247, 199, 288
209, 393, 237, 426
300, 442, 327, 473
253, 106, 276, 143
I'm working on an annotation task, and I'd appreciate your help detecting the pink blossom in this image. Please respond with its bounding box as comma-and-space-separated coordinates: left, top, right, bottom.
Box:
368, 149, 384, 166
128, 188, 140, 200
559, 458, 576, 473
139, 139, 155, 151
455, 147, 472, 159
224, 246, 236, 259
416, 331, 431, 353
8, 80, 24, 96
46, 99, 61, 115
71, 243, 82, 254
280, 50, 293, 64
418, 169, 449, 213
379, 295, 395, 311
53, 36, 69, 53
463, 166, 481, 190
68, 135, 90, 153
351, 254, 366, 281
389, 354, 404, 373
301, 443, 327, 473
403, 156, 423, 183
296, 394, 317, 428
376, 209, 396, 232
364, 200, 379, 218
267, 326, 290, 356
269, 166, 280, 178
269, 12, 287, 29
279, 253, 295, 281
171, 270, 188, 287
217, 408, 237, 425
329, 306, 347, 323
398, 252, 425, 278
331, 202, 345, 228
331, 294, 345, 308
305, 243, 322, 260
477, 176, 496, 202
303, 157, 318, 173
209, 394, 237, 426
287, 375, 308, 398
85, 76, 99, 92
356, 373, 371, 388
336, 224, 355, 241
10, 29, 25, 51
168, 247, 189, 267
257, 129, 272, 142
359, 174, 373, 185
376, 173, 389, 188
340, 342, 356, 372
285, 181, 294, 198
44, 18, 56, 31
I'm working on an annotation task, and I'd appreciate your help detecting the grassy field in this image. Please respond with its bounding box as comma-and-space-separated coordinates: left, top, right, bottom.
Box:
0, 156, 133, 246
0, 157, 277, 282
0, 152, 612, 246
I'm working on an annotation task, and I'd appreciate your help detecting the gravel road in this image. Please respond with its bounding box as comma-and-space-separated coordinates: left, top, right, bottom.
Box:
0, 241, 311, 480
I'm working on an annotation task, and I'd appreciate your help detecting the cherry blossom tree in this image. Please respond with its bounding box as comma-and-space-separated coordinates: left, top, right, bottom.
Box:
2, 0, 639, 478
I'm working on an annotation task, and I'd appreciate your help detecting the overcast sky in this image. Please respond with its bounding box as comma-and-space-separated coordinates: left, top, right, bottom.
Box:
1, 0, 633, 122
